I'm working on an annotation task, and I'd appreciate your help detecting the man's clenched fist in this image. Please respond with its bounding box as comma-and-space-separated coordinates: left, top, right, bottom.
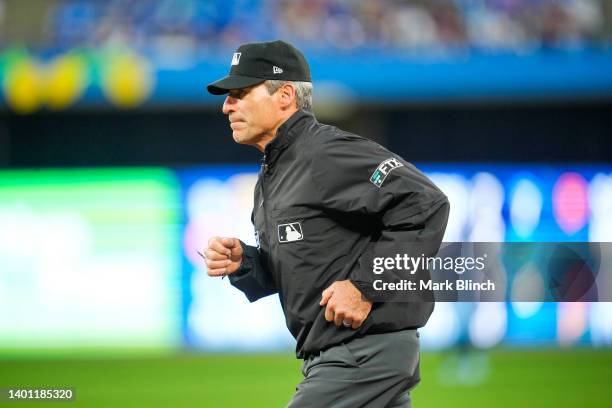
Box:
203, 237, 243, 277
320, 280, 372, 330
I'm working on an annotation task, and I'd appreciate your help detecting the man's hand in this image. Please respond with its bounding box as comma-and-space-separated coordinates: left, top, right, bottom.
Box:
203, 237, 243, 277
320, 280, 373, 329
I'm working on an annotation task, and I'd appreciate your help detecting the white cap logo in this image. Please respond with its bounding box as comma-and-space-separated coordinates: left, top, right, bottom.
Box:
231, 52, 241, 66
273, 66, 283, 74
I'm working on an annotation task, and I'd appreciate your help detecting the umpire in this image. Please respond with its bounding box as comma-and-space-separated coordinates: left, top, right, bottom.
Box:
204, 40, 449, 408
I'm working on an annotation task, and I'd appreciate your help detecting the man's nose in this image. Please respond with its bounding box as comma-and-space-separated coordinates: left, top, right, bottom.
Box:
222, 95, 236, 114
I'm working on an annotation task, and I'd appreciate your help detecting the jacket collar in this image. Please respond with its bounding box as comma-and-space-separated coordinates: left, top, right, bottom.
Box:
264, 110, 315, 167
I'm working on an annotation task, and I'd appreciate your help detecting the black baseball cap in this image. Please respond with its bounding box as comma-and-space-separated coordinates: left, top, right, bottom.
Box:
207, 40, 311, 95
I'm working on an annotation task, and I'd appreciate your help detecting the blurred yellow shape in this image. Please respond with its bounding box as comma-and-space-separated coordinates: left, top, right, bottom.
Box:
2, 57, 44, 114
44, 54, 89, 110
102, 52, 154, 109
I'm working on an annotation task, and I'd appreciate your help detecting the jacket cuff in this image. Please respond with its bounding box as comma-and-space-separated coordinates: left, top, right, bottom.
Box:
349, 278, 376, 302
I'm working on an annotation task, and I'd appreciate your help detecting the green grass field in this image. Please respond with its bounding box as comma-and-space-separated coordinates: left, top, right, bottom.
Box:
1, 349, 610, 407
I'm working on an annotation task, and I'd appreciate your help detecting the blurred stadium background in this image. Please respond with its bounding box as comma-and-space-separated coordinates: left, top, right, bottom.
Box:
1, 0, 611, 407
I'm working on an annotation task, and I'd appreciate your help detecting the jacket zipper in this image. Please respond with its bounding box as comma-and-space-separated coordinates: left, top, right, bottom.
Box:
260, 154, 270, 252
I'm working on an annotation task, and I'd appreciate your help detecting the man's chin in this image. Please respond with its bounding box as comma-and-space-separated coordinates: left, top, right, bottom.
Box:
232, 131, 250, 145
231, 127, 260, 147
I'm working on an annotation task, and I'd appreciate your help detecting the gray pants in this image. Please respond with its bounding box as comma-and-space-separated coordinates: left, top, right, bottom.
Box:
287, 330, 420, 408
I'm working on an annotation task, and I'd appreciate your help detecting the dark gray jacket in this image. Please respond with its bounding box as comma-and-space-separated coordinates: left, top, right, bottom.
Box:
229, 110, 449, 358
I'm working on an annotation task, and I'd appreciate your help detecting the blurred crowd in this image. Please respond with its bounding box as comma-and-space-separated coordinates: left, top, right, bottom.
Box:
1, 0, 612, 53
277, 0, 611, 51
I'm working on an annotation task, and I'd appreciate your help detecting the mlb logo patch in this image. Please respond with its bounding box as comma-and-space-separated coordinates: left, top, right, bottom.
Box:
278, 222, 303, 243
231, 52, 242, 66
370, 158, 403, 187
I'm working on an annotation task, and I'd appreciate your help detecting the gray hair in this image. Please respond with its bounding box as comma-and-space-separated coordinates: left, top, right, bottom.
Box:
264, 80, 313, 112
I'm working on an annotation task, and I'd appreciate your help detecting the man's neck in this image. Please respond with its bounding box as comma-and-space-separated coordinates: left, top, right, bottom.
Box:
255, 108, 299, 152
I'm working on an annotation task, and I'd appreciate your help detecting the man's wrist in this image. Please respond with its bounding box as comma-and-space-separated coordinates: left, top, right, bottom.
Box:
349, 278, 374, 303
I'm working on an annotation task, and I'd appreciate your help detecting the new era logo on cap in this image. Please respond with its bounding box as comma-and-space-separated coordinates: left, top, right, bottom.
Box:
231, 52, 241, 66
273, 66, 283, 74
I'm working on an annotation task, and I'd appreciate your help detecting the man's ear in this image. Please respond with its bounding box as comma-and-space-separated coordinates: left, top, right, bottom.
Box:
277, 83, 297, 110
